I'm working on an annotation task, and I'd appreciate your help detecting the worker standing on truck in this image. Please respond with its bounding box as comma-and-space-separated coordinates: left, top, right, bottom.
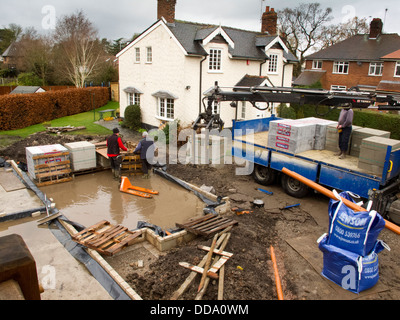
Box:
134, 132, 155, 179
107, 128, 128, 180
336, 106, 354, 159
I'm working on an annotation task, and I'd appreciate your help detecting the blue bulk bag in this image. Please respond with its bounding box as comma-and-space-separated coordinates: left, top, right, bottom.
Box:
328, 191, 386, 256
318, 234, 389, 294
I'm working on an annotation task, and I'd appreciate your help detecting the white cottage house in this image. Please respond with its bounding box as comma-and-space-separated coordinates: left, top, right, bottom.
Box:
117, 0, 297, 129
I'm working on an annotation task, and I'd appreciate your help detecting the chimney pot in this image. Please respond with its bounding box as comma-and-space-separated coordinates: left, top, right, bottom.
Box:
261, 5, 278, 35
369, 18, 383, 39
157, 0, 177, 24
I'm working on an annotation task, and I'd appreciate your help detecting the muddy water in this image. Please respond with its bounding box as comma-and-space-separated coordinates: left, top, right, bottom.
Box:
40, 171, 205, 230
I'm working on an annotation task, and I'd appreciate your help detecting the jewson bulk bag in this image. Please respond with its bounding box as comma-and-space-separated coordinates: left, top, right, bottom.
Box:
318, 234, 390, 294
328, 191, 386, 256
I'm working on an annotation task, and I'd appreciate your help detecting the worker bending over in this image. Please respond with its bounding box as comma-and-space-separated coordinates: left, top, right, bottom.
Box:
107, 128, 128, 179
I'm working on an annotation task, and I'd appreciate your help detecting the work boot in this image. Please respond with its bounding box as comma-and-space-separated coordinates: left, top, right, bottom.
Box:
142, 174, 149, 179
334, 151, 342, 157
114, 169, 121, 180
339, 153, 346, 159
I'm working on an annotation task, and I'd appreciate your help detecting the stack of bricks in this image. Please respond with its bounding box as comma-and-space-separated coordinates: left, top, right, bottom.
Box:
358, 136, 400, 175
325, 124, 362, 153
350, 128, 391, 157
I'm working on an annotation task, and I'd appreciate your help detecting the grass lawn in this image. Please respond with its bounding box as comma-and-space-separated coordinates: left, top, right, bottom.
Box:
0, 101, 119, 147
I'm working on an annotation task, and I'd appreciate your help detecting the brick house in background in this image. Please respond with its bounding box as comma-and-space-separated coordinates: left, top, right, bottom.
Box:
295, 18, 400, 96
117, 0, 297, 129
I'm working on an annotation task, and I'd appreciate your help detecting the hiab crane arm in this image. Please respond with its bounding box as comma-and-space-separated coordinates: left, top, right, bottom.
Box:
193, 84, 400, 131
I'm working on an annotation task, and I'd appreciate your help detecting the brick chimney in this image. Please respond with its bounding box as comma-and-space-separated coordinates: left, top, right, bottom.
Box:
369, 18, 383, 39
157, 0, 177, 24
261, 6, 278, 35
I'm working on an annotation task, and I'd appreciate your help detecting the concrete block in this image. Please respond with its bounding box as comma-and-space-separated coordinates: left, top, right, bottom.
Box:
350, 128, 391, 157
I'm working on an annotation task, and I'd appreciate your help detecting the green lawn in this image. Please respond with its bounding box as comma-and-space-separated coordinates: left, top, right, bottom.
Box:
0, 101, 119, 147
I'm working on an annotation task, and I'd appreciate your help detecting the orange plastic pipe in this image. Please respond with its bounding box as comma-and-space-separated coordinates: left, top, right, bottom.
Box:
281, 168, 400, 235
270, 246, 284, 301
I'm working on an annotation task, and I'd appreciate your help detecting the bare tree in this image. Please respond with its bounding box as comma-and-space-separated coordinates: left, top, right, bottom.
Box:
53, 10, 102, 87
320, 17, 370, 49
278, 3, 333, 76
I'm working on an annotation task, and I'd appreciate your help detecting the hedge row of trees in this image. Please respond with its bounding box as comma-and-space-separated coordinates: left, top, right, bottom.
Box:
0, 87, 109, 130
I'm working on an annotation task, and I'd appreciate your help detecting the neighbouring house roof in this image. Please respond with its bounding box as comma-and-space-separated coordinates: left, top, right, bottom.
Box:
117, 19, 298, 63
306, 34, 400, 61
235, 74, 274, 88
2, 42, 18, 58
381, 49, 400, 60
293, 70, 326, 86
10, 86, 45, 94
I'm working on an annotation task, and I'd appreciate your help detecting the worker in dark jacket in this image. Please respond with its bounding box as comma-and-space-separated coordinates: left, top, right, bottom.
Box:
107, 128, 128, 179
134, 132, 155, 179
336, 106, 354, 159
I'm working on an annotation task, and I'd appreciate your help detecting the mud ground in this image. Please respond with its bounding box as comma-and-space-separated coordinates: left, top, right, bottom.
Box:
2, 131, 400, 300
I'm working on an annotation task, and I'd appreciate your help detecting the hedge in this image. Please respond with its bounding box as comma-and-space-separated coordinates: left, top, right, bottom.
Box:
0, 87, 110, 130
279, 104, 400, 140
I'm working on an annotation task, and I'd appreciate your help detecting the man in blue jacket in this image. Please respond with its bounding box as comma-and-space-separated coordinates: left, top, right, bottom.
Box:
134, 132, 155, 179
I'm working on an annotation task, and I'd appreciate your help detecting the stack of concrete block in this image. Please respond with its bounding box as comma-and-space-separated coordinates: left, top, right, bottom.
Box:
64, 141, 96, 172
358, 136, 400, 175
302, 118, 337, 150
350, 128, 391, 157
325, 124, 362, 153
268, 118, 317, 154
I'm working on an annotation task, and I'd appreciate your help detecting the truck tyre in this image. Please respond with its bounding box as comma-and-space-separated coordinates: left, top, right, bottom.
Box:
253, 165, 276, 186
281, 174, 310, 198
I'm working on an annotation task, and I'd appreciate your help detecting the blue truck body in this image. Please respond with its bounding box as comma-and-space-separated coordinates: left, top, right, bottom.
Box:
232, 116, 400, 199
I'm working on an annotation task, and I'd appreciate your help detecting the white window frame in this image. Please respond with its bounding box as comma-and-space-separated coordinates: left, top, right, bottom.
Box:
128, 93, 141, 106
268, 54, 279, 74
333, 61, 349, 74
208, 48, 223, 72
330, 85, 347, 92
369, 62, 383, 76
395, 61, 400, 77
157, 98, 175, 120
241, 101, 246, 119
146, 46, 152, 64
134, 48, 140, 63
312, 60, 322, 70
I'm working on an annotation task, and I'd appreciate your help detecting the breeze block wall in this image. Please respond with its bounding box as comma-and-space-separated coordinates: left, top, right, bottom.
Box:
0, 87, 110, 130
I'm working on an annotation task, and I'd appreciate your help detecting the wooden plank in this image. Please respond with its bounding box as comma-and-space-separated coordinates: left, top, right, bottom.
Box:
87, 225, 127, 247
197, 245, 233, 258
32, 152, 70, 160
176, 214, 216, 228
72, 220, 110, 239
36, 177, 72, 187
198, 233, 219, 291
202, 220, 238, 236
208, 256, 230, 278
35, 160, 70, 170
105, 231, 142, 255
218, 265, 225, 300
170, 233, 228, 300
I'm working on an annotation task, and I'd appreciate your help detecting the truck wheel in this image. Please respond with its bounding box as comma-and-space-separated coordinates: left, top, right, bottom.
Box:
253, 165, 276, 186
281, 174, 310, 198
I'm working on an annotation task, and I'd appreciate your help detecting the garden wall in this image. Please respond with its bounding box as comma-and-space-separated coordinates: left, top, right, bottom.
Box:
0, 87, 110, 130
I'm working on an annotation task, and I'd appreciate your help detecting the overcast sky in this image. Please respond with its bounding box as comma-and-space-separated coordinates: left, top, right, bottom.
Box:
0, 0, 399, 40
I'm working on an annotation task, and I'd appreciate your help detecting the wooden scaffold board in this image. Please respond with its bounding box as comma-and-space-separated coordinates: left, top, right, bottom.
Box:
176, 214, 238, 237
72, 220, 142, 256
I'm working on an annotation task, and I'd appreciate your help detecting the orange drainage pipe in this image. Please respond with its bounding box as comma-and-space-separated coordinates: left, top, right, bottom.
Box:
281, 168, 400, 236
270, 246, 284, 301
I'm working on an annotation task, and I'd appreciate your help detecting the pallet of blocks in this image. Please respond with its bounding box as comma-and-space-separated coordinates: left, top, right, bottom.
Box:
26, 144, 72, 187
121, 154, 143, 176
